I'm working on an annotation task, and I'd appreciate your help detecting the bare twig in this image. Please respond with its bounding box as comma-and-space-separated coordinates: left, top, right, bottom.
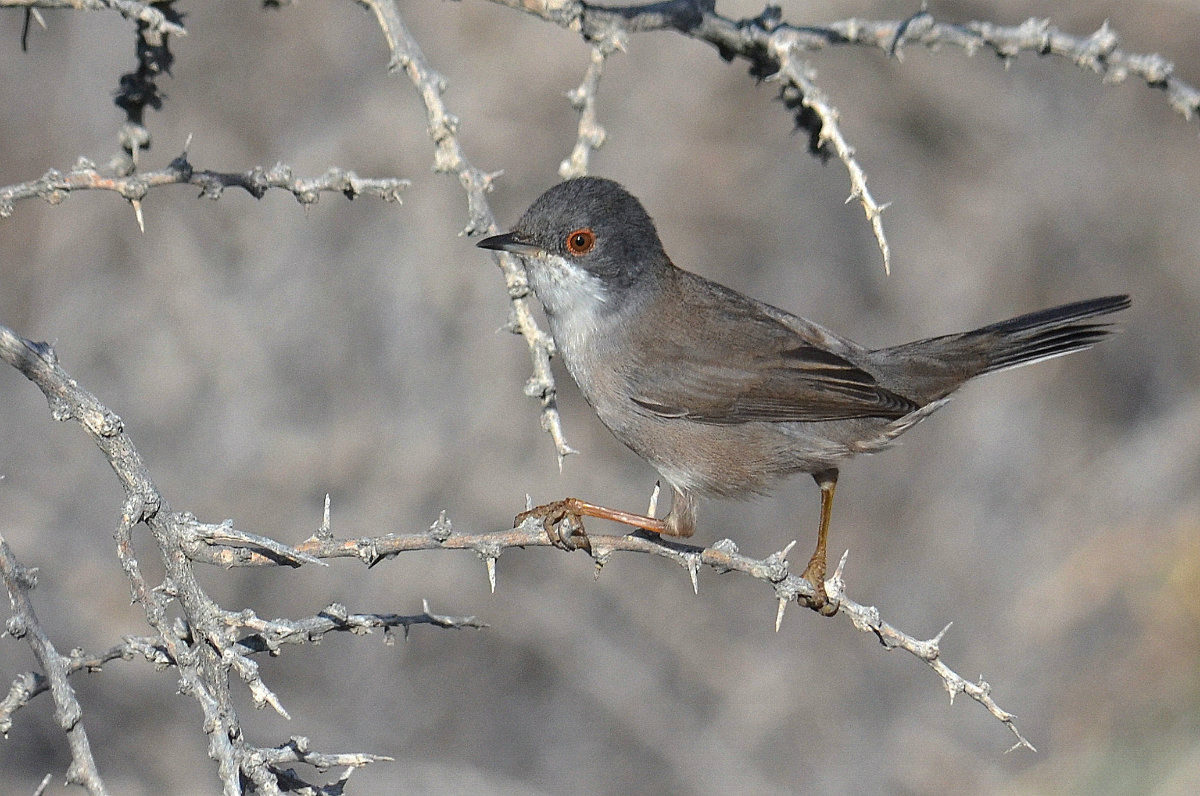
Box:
559, 43, 616, 180
768, 53, 892, 273
357, 0, 577, 462
487, 1, 1199, 121
0, 151, 410, 222
0, 326, 402, 794
187, 502, 1033, 750
226, 600, 486, 656
0, 534, 110, 795
0, 602, 480, 733
0, 0, 186, 40
483, 0, 1200, 272
257, 734, 403, 795
6, 2, 1166, 781
2, 308, 1032, 752
0, 638, 168, 734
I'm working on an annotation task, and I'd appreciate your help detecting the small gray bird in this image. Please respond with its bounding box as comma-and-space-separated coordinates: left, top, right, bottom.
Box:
478, 176, 1129, 606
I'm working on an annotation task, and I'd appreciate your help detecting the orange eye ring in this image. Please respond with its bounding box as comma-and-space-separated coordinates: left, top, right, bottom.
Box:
565, 228, 596, 255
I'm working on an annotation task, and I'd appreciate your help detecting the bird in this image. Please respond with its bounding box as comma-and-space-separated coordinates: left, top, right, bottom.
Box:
477, 176, 1129, 608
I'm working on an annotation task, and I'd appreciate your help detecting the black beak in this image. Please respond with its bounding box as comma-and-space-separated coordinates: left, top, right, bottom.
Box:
476, 231, 541, 256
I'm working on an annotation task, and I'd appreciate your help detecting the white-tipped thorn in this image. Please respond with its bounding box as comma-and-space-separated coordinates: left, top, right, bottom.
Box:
485, 556, 497, 594
318, 493, 332, 538
688, 558, 699, 595
834, 549, 849, 579
524, 493, 533, 511
823, 549, 850, 602
248, 679, 291, 720
266, 691, 290, 721
647, 481, 661, 517
932, 622, 953, 645
779, 539, 797, 559
132, 198, 145, 233
775, 596, 788, 632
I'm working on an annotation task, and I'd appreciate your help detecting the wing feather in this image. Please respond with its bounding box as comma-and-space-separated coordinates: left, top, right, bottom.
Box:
623, 275, 921, 424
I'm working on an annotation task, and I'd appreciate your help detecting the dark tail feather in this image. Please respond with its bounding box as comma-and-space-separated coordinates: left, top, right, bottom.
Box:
970, 294, 1131, 374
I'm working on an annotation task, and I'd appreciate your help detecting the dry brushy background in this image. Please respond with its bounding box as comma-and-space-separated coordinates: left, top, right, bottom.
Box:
2, 0, 1199, 793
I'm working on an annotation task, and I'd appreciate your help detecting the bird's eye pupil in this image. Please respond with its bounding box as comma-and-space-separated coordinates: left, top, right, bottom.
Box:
566, 228, 595, 255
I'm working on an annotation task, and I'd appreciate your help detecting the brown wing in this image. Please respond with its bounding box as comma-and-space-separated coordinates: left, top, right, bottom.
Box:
624, 276, 921, 424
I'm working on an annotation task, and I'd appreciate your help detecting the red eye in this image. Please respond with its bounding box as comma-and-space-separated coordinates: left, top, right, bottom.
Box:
565, 228, 595, 255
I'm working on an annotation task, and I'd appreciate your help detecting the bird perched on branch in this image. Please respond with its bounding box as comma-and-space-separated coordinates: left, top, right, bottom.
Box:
479, 176, 1129, 609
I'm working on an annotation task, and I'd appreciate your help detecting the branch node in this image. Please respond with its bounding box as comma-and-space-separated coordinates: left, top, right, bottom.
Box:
428, 510, 453, 542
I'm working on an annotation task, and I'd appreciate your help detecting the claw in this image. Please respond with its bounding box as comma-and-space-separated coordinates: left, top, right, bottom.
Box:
515, 499, 592, 552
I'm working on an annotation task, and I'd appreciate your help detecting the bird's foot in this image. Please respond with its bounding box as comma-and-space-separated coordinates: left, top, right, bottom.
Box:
516, 496, 670, 552
515, 499, 593, 553
801, 557, 839, 616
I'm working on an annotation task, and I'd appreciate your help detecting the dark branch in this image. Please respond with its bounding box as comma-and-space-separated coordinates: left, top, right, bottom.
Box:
0, 1, 186, 40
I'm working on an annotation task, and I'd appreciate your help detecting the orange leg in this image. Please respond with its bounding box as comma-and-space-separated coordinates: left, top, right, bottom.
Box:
516, 497, 668, 551
516, 487, 701, 550
801, 469, 839, 615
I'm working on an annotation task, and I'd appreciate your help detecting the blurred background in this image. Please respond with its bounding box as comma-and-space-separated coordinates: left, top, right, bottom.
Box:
1, 1, 1197, 793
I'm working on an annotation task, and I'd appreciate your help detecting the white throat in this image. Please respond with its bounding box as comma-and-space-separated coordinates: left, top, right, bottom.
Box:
524, 253, 615, 372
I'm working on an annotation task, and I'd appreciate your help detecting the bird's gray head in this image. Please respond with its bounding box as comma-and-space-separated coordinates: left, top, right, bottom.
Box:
476, 177, 670, 296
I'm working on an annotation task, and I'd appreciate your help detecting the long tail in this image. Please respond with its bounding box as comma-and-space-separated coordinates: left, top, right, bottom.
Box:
873, 294, 1130, 402
968, 294, 1131, 374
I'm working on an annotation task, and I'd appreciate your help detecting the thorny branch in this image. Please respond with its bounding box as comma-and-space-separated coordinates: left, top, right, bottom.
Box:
0, 0, 184, 43
0, 534, 109, 796
484, 0, 1200, 273
0, 150, 410, 226
0, 637, 170, 732
3, 0, 1191, 787
1, 318, 1034, 758
559, 43, 614, 180
109, 0, 180, 173
0, 603, 482, 731
357, 0, 578, 463
386, 0, 1200, 445
0, 325, 477, 793
0, 4, 409, 232
197, 508, 1036, 752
